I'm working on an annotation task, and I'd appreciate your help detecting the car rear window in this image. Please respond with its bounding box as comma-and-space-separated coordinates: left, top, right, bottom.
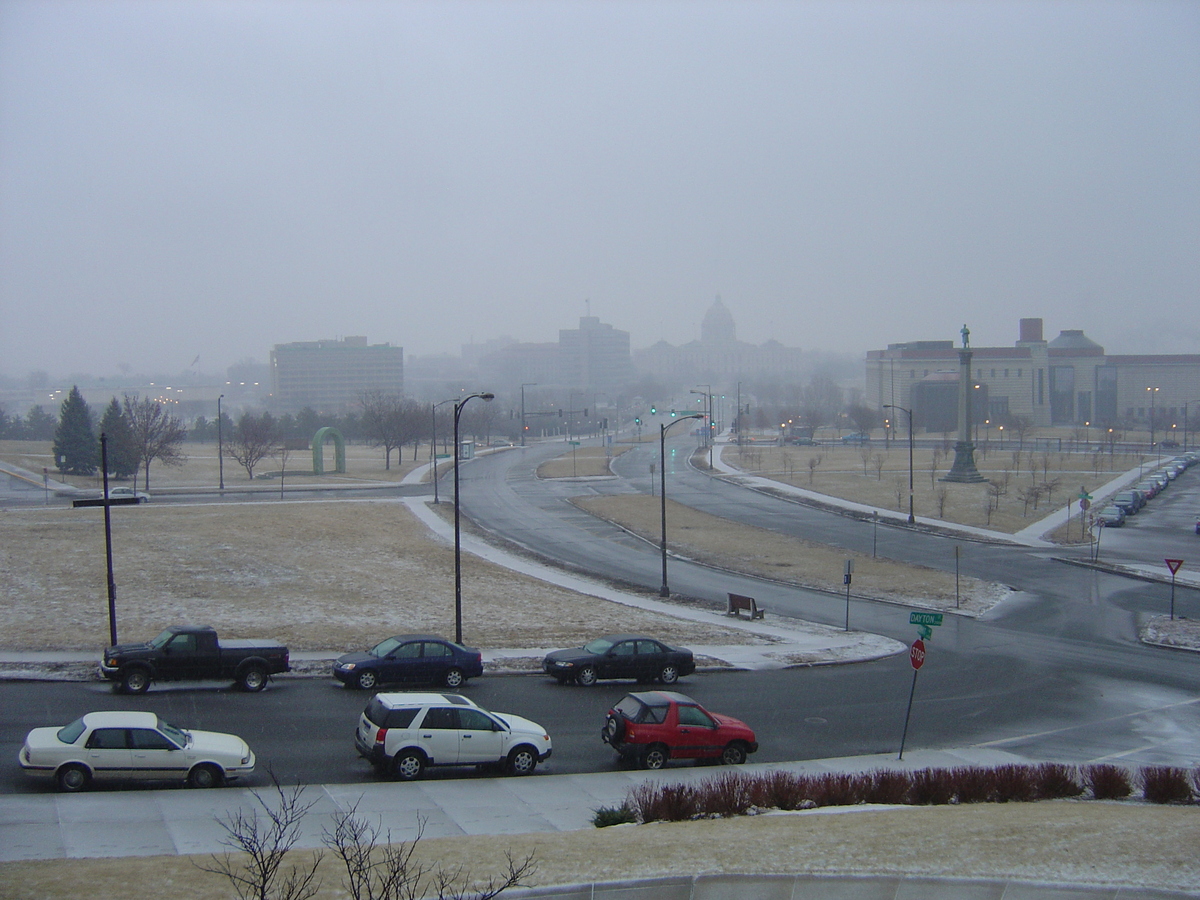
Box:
385, 708, 419, 729
613, 695, 667, 724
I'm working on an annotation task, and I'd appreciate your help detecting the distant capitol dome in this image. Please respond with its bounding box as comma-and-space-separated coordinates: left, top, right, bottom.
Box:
701, 296, 736, 344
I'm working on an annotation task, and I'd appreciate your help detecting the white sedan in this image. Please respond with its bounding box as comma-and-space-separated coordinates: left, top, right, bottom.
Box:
18, 710, 255, 792
106, 486, 150, 503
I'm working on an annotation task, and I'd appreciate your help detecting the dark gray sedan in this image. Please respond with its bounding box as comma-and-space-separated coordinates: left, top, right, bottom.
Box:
542, 634, 695, 686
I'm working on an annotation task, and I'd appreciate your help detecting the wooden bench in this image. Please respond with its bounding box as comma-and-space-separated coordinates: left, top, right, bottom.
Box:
727, 592, 765, 620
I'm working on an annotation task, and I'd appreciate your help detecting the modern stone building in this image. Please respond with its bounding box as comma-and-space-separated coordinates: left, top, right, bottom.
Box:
866, 319, 1200, 435
270, 336, 404, 412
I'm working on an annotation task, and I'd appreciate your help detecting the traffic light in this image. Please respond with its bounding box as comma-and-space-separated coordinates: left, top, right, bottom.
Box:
583, 408, 588, 417
558, 409, 563, 417
650, 406, 657, 415
670, 408, 676, 417
635, 417, 641, 425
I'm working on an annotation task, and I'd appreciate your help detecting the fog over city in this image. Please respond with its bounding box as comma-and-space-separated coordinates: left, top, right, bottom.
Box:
1, 0, 1197, 381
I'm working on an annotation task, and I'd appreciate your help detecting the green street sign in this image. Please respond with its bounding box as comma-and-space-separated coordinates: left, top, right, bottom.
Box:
909, 612, 944, 626
916, 624, 933, 640
569, 441, 581, 446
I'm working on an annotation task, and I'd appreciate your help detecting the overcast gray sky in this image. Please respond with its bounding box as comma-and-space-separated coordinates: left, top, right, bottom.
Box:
1, 0, 1197, 380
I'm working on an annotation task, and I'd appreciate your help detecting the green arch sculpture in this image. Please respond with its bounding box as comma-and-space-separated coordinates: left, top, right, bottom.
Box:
311, 427, 346, 475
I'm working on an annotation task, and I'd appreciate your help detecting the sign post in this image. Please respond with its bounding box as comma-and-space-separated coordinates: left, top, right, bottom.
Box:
898, 639, 925, 760
1166, 559, 1184, 620
843, 560, 854, 632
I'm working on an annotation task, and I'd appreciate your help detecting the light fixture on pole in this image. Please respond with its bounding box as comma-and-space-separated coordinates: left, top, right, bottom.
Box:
453, 392, 494, 643
520, 383, 537, 447
1146, 386, 1159, 457
217, 394, 225, 491
430, 399, 457, 505
659, 413, 705, 597
883, 404, 915, 524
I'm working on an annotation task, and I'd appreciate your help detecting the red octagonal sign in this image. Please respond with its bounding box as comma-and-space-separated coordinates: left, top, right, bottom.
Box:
910, 639, 926, 670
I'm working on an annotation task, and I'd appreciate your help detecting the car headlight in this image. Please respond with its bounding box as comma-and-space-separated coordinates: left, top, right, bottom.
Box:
554, 661, 574, 668
339, 662, 355, 670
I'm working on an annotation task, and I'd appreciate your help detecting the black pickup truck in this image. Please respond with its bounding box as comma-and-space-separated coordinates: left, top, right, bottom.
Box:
101, 625, 290, 693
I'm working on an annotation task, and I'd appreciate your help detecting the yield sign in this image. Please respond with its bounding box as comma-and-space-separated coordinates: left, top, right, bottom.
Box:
1166, 559, 1184, 575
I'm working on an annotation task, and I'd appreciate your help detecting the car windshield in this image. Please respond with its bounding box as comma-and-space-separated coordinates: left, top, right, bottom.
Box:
371, 637, 403, 657
157, 718, 189, 746
584, 637, 616, 654
57, 717, 87, 744
149, 629, 177, 649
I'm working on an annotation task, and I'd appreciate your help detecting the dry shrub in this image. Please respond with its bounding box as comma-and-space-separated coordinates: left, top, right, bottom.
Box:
749, 771, 813, 810
1140, 767, 1194, 804
864, 770, 912, 805
1034, 763, 1084, 800
700, 772, 755, 817
909, 768, 955, 805
989, 764, 1037, 802
1084, 764, 1132, 800
951, 767, 992, 804
808, 772, 866, 807
628, 781, 699, 823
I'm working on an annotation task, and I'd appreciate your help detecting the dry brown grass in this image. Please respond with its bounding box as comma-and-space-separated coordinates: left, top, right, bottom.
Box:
725, 441, 1151, 536
3, 801, 1198, 898
536, 445, 631, 478
572, 495, 1001, 612
0, 499, 756, 652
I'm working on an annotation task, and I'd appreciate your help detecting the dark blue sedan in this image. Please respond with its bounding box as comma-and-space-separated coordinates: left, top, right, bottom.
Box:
333, 635, 483, 690
542, 634, 695, 686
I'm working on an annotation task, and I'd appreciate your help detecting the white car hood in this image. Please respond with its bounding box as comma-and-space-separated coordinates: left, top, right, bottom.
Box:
187, 729, 251, 758
492, 713, 547, 738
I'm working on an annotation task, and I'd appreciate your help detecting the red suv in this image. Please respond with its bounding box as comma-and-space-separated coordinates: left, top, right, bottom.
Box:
601, 691, 758, 770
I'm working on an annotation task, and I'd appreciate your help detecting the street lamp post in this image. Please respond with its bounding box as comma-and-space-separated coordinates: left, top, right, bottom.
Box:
453, 392, 494, 643
217, 394, 225, 491
520, 383, 537, 447
884, 405, 915, 524
430, 399, 458, 504
1147, 386, 1160, 456
690, 385, 712, 467
659, 414, 705, 597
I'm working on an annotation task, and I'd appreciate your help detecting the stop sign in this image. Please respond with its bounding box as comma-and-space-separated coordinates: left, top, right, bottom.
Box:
910, 639, 926, 670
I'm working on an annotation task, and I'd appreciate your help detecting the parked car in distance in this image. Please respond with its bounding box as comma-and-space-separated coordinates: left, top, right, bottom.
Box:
106, 486, 150, 503
601, 690, 758, 770
787, 437, 819, 446
543, 634, 695, 686
1110, 491, 1143, 515
354, 692, 552, 780
1195, 515, 1199, 536
19, 710, 255, 792
1095, 505, 1126, 527
840, 432, 871, 444
333, 634, 483, 690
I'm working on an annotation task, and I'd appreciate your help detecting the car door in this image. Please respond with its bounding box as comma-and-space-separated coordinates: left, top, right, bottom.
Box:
607, 639, 637, 680
159, 631, 200, 679
672, 704, 721, 759
455, 708, 506, 765
415, 706, 460, 765
419, 641, 454, 684
129, 726, 185, 781
84, 727, 132, 783
635, 639, 666, 680
382, 640, 422, 684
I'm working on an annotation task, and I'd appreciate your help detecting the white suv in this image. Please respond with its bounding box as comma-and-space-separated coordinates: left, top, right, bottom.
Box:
354, 692, 552, 780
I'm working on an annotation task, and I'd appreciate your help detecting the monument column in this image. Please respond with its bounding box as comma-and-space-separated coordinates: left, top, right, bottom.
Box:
942, 324, 987, 484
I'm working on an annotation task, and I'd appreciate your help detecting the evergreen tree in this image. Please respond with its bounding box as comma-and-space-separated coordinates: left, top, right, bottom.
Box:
52, 386, 99, 475
24, 406, 56, 440
98, 398, 138, 479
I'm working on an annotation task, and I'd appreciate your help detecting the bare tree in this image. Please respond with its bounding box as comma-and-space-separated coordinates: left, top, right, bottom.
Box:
1043, 476, 1062, 502
122, 394, 187, 490
935, 487, 949, 518
807, 454, 821, 484
872, 453, 885, 481
360, 391, 406, 470
1009, 415, 1034, 450
228, 412, 279, 480
860, 448, 871, 475
929, 447, 943, 487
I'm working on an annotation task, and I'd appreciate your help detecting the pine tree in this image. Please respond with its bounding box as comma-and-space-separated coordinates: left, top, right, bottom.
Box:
98, 398, 138, 479
52, 386, 99, 475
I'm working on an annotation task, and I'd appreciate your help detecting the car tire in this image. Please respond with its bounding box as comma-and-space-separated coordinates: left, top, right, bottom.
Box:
356, 669, 378, 691
239, 665, 268, 692
720, 742, 748, 766
507, 745, 538, 776
443, 667, 465, 689
121, 668, 151, 694
658, 665, 679, 684
603, 715, 625, 743
188, 764, 224, 789
393, 750, 425, 781
576, 666, 597, 686
56, 763, 90, 793
641, 744, 668, 770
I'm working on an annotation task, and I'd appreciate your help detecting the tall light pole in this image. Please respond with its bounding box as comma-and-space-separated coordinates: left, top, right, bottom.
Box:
520, 383, 537, 446
1147, 386, 1160, 457
884, 404, 915, 524
691, 384, 712, 466
453, 391, 494, 643
430, 399, 457, 505
217, 394, 225, 491
660, 414, 705, 597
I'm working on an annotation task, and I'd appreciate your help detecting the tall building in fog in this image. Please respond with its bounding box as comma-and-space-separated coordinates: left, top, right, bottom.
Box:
270, 336, 404, 412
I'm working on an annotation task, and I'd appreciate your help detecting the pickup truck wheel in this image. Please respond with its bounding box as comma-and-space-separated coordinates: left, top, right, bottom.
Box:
355, 669, 378, 691
121, 668, 151, 694
56, 763, 91, 793
575, 666, 597, 686
188, 764, 224, 789
393, 750, 425, 781
641, 744, 668, 770
658, 665, 680, 684
239, 665, 267, 692
507, 746, 538, 775
442, 667, 465, 689
720, 742, 748, 766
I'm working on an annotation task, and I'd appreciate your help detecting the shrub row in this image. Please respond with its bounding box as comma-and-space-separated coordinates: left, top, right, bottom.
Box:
594, 763, 1198, 826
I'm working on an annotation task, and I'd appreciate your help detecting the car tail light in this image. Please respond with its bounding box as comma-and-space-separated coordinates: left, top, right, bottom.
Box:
374, 728, 387, 746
